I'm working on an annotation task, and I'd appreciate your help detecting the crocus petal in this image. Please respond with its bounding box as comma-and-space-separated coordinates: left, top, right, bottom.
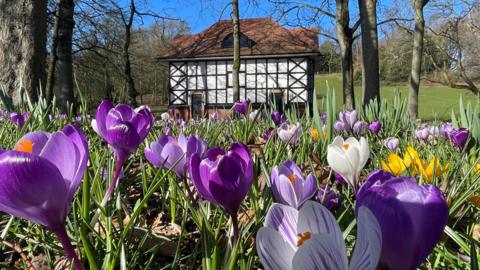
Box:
61, 125, 88, 202
93, 99, 113, 138
292, 234, 348, 270
297, 201, 346, 255
271, 175, 299, 208
40, 132, 81, 192
256, 227, 295, 270
0, 151, 68, 230
264, 203, 299, 248
189, 154, 216, 203
349, 207, 382, 270
15, 132, 50, 155
299, 173, 317, 205
106, 122, 142, 153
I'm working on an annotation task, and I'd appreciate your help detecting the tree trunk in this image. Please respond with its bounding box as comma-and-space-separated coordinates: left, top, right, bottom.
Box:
232, 0, 240, 102
46, 4, 61, 103
408, 0, 429, 119
0, 0, 47, 104
125, 0, 137, 107
336, 0, 355, 109
56, 0, 75, 113
358, 0, 380, 106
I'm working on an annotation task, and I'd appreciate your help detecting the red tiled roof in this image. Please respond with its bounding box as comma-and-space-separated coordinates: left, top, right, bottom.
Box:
161, 18, 319, 59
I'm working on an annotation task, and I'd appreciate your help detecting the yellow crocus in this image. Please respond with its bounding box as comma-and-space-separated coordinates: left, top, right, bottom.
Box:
419, 156, 449, 183
475, 164, 480, 174
381, 153, 407, 176
311, 128, 319, 142
403, 146, 424, 173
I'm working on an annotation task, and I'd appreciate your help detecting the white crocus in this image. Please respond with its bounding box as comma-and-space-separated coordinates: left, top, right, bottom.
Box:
327, 136, 369, 191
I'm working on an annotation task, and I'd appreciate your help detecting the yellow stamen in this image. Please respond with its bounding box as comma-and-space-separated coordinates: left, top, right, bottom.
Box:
289, 174, 296, 184
296, 232, 312, 247
16, 140, 33, 154
343, 143, 349, 150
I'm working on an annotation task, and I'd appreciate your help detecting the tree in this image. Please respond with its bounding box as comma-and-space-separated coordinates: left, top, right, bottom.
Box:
336, 0, 359, 109
56, 0, 76, 112
408, 0, 430, 118
232, 0, 240, 102
358, 0, 380, 106
0, 0, 47, 103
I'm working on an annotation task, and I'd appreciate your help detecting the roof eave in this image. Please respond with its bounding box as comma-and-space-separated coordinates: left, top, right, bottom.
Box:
157, 52, 321, 62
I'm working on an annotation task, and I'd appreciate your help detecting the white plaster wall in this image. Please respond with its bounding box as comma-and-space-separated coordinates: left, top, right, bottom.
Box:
169, 57, 309, 105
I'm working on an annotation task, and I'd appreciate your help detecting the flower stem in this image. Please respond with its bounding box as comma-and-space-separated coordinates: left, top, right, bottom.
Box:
182, 177, 197, 207
54, 227, 84, 270
90, 157, 124, 227
231, 212, 239, 247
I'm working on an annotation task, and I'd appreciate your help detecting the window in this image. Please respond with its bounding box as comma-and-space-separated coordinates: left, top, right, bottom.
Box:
221, 32, 256, 48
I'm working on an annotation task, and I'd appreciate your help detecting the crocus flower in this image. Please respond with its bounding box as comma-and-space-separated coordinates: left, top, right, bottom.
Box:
353, 121, 367, 135
384, 137, 399, 152
91, 100, 154, 205
161, 112, 171, 121
249, 109, 261, 121
327, 136, 370, 192
334, 121, 346, 132
320, 113, 327, 124
310, 128, 319, 142
60, 113, 68, 121
440, 122, 453, 138
0, 125, 88, 270
381, 153, 407, 176
429, 126, 440, 138
271, 111, 286, 126
270, 160, 317, 209
233, 99, 250, 116
189, 142, 253, 245
368, 120, 382, 134
316, 187, 342, 211
334, 171, 348, 185
450, 128, 469, 150
356, 170, 449, 270
278, 122, 302, 145
263, 127, 275, 141
415, 127, 430, 141
339, 110, 358, 131
145, 133, 207, 179
9, 112, 29, 129
75, 116, 82, 123
419, 157, 449, 183
256, 201, 381, 270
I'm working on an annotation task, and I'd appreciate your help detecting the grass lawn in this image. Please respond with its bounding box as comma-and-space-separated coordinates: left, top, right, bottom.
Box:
315, 73, 479, 120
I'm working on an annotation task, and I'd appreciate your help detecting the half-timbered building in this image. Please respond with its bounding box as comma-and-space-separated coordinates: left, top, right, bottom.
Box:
159, 18, 320, 119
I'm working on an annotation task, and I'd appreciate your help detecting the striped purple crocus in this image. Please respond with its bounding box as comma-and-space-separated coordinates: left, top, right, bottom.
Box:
270, 160, 317, 209
256, 201, 381, 270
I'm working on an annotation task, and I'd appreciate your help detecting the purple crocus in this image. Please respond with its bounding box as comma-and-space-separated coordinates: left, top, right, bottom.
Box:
91, 99, 154, 205
249, 109, 261, 121
189, 142, 253, 245
145, 133, 207, 179
368, 120, 382, 134
233, 99, 250, 116
270, 160, 317, 209
450, 128, 469, 150
320, 113, 327, 124
384, 137, 400, 152
334, 171, 348, 185
353, 121, 367, 135
440, 122, 454, 138
263, 127, 275, 141
0, 125, 87, 270
334, 120, 346, 132
316, 187, 342, 211
9, 112, 29, 129
339, 110, 358, 131
356, 170, 449, 270
256, 201, 381, 270
271, 111, 286, 126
